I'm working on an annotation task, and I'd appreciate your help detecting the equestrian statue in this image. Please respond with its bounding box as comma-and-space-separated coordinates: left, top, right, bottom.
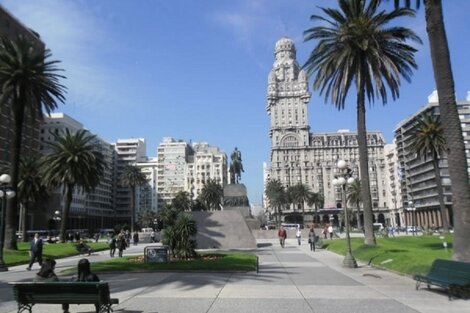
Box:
229, 147, 244, 184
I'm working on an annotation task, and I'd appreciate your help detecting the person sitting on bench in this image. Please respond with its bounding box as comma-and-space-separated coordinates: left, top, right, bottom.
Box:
76, 240, 92, 256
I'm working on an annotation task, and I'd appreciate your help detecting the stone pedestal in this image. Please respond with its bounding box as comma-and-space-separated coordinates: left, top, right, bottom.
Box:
223, 184, 250, 217
223, 184, 260, 229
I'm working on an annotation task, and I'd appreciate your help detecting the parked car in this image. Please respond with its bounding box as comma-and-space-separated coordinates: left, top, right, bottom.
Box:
406, 226, 421, 233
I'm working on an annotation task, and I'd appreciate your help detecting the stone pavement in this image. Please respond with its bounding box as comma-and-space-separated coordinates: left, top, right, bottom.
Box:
1, 239, 468, 313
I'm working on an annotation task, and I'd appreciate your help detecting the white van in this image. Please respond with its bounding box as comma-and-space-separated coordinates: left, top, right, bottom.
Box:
373, 223, 384, 230
141, 228, 154, 233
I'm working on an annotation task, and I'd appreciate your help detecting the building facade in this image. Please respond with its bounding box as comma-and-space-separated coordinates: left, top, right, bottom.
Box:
394, 91, 470, 229
40, 113, 116, 231
113, 138, 147, 224
0, 6, 45, 169
265, 37, 390, 226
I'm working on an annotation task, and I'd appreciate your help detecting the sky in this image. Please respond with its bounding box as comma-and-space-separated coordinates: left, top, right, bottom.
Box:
2, 0, 470, 206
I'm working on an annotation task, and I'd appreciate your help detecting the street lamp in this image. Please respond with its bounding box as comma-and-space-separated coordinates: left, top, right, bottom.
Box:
408, 201, 416, 236
332, 160, 357, 268
0, 173, 16, 272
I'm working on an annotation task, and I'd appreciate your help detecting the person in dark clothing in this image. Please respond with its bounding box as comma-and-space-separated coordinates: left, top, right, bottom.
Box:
27, 233, 43, 270
108, 236, 116, 257
33, 258, 58, 282
76, 240, 92, 256
116, 234, 127, 257
62, 258, 100, 313
133, 231, 139, 246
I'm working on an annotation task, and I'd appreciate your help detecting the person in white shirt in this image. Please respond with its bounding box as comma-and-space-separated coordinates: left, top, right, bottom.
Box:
296, 227, 302, 245
328, 225, 334, 239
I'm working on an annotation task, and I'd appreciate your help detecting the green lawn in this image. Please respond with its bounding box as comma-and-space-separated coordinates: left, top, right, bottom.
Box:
4, 241, 109, 266
60, 252, 258, 273
324, 235, 453, 276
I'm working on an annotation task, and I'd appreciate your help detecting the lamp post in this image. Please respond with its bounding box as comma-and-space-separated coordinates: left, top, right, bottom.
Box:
332, 160, 357, 268
408, 201, 416, 236
0, 174, 16, 271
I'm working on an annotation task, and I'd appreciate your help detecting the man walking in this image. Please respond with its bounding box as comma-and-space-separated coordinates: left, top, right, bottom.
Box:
27, 233, 43, 270
278, 226, 287, 248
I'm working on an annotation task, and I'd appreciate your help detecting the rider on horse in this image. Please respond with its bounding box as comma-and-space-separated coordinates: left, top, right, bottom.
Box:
230, 147, 244, 184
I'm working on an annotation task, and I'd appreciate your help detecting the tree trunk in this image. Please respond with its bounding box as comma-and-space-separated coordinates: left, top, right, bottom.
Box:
60, 185, 73, 243
5, 92, 26, 250
20, 203, 27, 242
425, 0, 470, 261
356, 201, 361, 230
130, 185, 135, 233
356, 81, 376, 245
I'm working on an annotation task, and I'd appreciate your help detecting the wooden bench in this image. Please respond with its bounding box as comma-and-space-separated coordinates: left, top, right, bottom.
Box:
413, 258, 470, 300
10, 282, 119, 313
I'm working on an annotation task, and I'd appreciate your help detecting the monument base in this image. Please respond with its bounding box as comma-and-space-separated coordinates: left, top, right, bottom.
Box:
223, 184, 260, 229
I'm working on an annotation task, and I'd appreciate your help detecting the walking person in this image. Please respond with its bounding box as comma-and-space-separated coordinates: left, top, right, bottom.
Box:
322, 226, 328, 239
278, 226, 287, 248
328, 224, 334, 239
133, 231, 139, 246
116, 233, 127, 257
308, 228, 316, 252
108, 235, 116, 257
296, 226, 302, 245
150, 230, 156, 243
27, 233, 43, 271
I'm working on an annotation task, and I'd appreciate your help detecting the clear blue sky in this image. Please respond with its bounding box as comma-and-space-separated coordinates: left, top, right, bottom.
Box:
2, 0, 470, 206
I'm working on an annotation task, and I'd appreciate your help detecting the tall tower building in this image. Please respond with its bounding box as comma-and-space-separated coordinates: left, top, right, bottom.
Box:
156, 138, 189, 209
113, 138, 147, 223
266, 37, 388, 226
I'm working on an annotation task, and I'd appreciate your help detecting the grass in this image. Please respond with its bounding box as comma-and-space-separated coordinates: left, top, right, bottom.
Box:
324, 234, 453, 276
60, 252, 258, 274
4, 241, 109, 266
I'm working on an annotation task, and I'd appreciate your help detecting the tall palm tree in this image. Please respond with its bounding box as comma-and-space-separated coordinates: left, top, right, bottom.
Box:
288, 183, 312, 225
411, 113, 449, 231
43, 129, 104, 242
17, 155, 50, 242
265, 179, 287, 227
392, 0, 470, 263
307, 192, 324, 224
303, 0, 421, 245
0, 36, 66, 249
120, 165, 147, 233
347, 179, 362, 229
171, 191, 193, 212
199, 179, 223, 211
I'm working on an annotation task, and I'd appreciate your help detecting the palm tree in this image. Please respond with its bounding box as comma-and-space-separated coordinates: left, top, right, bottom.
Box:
265, 179, 287, 227
17, 155, 50, 242
42, 129, 104, 243
171, 191, 193, 212
307, 192, 324, 225
120, 165, 147, 233
411, 113, 449, 231
303, 0, 421, 245
347, 179, 362, 229
288, 183, 312, 225
0, 36, 66, 249
199, 179, 223, 211
392, 0, 470, 263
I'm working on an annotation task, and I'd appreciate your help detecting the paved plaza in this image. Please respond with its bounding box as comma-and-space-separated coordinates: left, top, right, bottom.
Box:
0, 239, 468, 313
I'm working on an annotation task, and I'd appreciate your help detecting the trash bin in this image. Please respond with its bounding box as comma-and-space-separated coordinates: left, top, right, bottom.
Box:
144, 245, 169, 263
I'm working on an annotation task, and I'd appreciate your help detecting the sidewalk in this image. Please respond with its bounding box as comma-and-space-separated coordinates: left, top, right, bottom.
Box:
1, 239, 468, 313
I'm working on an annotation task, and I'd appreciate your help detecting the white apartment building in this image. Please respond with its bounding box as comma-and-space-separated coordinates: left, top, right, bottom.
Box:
265, 37, 389, 226
187, 142, 227, 200
156, 138, 189, 209
156, 138, 228, 209
135, 157, 158, 213
40, 113, 115, 231
113, 138, 147, 223
384, 141, 404, 228
394, 91, 470, 228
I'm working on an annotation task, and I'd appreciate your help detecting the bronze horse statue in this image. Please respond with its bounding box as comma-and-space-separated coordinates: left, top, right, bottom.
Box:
230, 147, 244, 184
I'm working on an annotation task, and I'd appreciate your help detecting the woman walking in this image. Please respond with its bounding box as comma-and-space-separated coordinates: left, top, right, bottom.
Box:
308, 228, 316, 252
